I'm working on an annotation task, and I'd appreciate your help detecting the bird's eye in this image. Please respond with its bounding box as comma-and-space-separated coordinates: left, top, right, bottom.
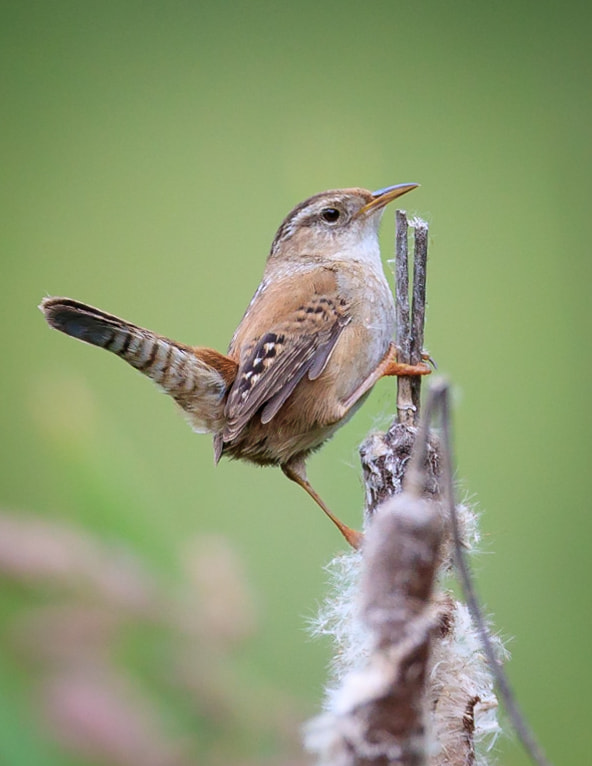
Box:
321, 207, 341, 223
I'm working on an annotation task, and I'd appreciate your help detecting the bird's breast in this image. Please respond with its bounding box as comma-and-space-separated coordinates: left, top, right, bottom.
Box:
329, 264, 395, 398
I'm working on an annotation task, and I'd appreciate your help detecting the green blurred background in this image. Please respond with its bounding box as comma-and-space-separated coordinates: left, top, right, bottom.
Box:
2, 1, 590, 763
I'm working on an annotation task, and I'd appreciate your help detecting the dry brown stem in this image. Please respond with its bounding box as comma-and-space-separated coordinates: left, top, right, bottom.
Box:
306, 215, 501, 766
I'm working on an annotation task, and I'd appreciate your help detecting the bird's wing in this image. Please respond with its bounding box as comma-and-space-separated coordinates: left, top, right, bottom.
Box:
223, 275, 350, 443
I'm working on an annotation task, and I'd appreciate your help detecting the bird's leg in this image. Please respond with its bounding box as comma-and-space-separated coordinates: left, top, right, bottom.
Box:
340, 342, 430, 412
282, 458, 363, 549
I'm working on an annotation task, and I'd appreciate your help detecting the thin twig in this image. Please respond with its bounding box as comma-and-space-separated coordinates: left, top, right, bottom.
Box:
410, 220, 428, 414
395, 211, 410, 365
433, 380, 553, 766
395, 210, 414, 424
395, 212, 429, 424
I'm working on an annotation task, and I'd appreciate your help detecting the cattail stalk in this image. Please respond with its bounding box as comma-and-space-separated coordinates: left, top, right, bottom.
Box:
305, 216, 504, 766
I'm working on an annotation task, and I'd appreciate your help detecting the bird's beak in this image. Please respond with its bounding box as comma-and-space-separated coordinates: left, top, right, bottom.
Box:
357, 183, 420, 217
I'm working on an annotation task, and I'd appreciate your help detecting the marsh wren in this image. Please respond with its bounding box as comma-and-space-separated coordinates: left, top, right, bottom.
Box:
41, 184, 429, 548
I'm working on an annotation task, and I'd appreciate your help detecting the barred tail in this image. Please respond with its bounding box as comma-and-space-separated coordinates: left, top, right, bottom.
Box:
40, 297, 237, 433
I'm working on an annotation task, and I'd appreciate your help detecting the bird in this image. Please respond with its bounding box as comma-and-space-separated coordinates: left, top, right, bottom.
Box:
40, 184, 430, 548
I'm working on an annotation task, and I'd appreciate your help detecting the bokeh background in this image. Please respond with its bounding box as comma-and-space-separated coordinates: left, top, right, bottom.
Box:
2, 2, 590, 764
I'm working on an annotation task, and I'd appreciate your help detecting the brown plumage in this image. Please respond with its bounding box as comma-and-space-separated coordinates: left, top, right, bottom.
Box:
40, 184, 429, 547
